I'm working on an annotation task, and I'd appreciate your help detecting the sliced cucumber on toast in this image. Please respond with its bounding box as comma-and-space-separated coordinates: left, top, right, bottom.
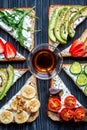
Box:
76, 73, 87, 86
70, 62, 82, 74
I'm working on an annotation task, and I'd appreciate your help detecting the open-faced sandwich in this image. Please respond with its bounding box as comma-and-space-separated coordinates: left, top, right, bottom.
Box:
47, 75, 87, 122
0, 37, 26, 61
0, 7, 36, 51
0, 75, 40, 124
63, 62, 87, 96
61, 29, 87, 57
48, 5, 87, 46
0, 65, 28, 100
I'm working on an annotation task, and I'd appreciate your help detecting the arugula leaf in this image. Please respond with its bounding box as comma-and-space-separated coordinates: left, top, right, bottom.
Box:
0, 11, 4, 17
0, 7, 38, 48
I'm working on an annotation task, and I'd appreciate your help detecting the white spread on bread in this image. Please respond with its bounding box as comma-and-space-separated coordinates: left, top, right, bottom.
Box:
0, 76, 40, 124
0, 37, 25, 60
52, 75, 81, 110
63, 65, 86, 92
0, 9, 35, 51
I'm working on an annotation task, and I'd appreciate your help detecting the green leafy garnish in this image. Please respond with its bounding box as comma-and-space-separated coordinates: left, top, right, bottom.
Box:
0, 7, 38, 48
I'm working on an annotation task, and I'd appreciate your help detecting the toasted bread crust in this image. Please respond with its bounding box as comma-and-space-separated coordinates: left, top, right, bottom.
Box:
61, 28, 87, 57
27, 75, 40, 122
0, 75, 40, 123
0, 8, 35, 51
48, 5, 86, 48
47, 77, 61, 121
0, 57, 26, 62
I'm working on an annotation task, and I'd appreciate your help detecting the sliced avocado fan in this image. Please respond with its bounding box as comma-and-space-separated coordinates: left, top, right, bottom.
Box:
48, 8, 59, 42
68, 6, 87, 38
54, 6, 68, 44
60, 5, 82, 41
0, 65, 14, 100
0, 69, 8, 97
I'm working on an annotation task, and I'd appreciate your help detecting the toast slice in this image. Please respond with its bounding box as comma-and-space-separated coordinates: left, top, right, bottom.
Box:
47, 75, 87, 122
0, 8, 35, 51
0, 75, 40, 124
0, 65, 28, 100
0, 37, 26, 61
61, 29, 87, 57
63, 63, 87, 96
48, 5, 87, 47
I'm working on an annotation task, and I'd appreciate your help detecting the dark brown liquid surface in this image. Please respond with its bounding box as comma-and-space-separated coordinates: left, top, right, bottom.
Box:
32, 49, 56, 73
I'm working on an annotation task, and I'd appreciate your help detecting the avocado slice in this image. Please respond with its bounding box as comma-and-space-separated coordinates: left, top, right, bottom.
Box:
68, 6, 87, 38
48, 9, 59, 42
54, 6, 68, 44
0, 69, 8, 96
0, 65, 14, 100
60, 5, 82, 41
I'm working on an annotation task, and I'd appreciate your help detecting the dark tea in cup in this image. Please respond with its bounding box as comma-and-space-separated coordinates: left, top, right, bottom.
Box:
28, 44, 63, 80
32, 49, 57, 73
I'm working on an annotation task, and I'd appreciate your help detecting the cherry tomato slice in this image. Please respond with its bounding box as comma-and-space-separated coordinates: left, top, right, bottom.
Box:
60, 108, 74, 121
74, 107, 86, 122
48, 97, 61, 112
64, 96, 76, 109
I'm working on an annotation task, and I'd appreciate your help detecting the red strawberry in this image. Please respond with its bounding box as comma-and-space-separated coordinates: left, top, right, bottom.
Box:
0, 39, 5, 54
4, 42, 16, 59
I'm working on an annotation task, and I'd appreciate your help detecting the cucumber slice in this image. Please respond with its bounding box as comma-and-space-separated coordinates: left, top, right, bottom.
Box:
84, 86, 87, 95
84, 65, 87, 75
70, 62, 82, 75
76, 73, 87, 86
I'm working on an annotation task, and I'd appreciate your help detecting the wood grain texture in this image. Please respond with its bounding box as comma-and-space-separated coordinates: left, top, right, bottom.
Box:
0, 0, 87, 130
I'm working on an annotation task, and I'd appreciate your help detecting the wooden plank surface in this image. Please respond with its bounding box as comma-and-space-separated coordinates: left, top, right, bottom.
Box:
0, 0, 87, 130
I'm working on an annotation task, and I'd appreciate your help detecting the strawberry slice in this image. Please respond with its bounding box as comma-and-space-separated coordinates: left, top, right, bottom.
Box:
0, 39, 5, 54
71, 51, 86, 57
69, 40, 84, 53
69, 39, 87, 57
4, 42, 16, 59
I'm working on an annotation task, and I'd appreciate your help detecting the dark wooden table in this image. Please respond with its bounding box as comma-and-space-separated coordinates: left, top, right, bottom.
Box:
0, 0, 87, 130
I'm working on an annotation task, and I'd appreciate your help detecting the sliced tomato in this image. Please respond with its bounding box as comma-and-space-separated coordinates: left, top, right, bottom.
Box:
74, 107, 86, 122
48, 97, 61, 112
60, 108, 74, 121
64, 96, 76, 109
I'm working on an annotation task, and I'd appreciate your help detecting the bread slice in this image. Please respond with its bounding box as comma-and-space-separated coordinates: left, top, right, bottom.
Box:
0, 37, 26, 61
0, 66, 28, 100
47, 75, 87, 122
61, 29, 87, 57
0, 75, 40, 124
48, 5, 86, 47
0, 8, 35, 51
63, 63, 87, 96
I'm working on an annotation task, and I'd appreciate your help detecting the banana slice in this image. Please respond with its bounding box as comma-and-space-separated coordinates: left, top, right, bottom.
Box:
21, 85, 36, 99
14, 110, 29, 124
28, 98, 40, 113
0, 110, 13, 124
11, 98, 18, 110
11, 95, 26, 111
